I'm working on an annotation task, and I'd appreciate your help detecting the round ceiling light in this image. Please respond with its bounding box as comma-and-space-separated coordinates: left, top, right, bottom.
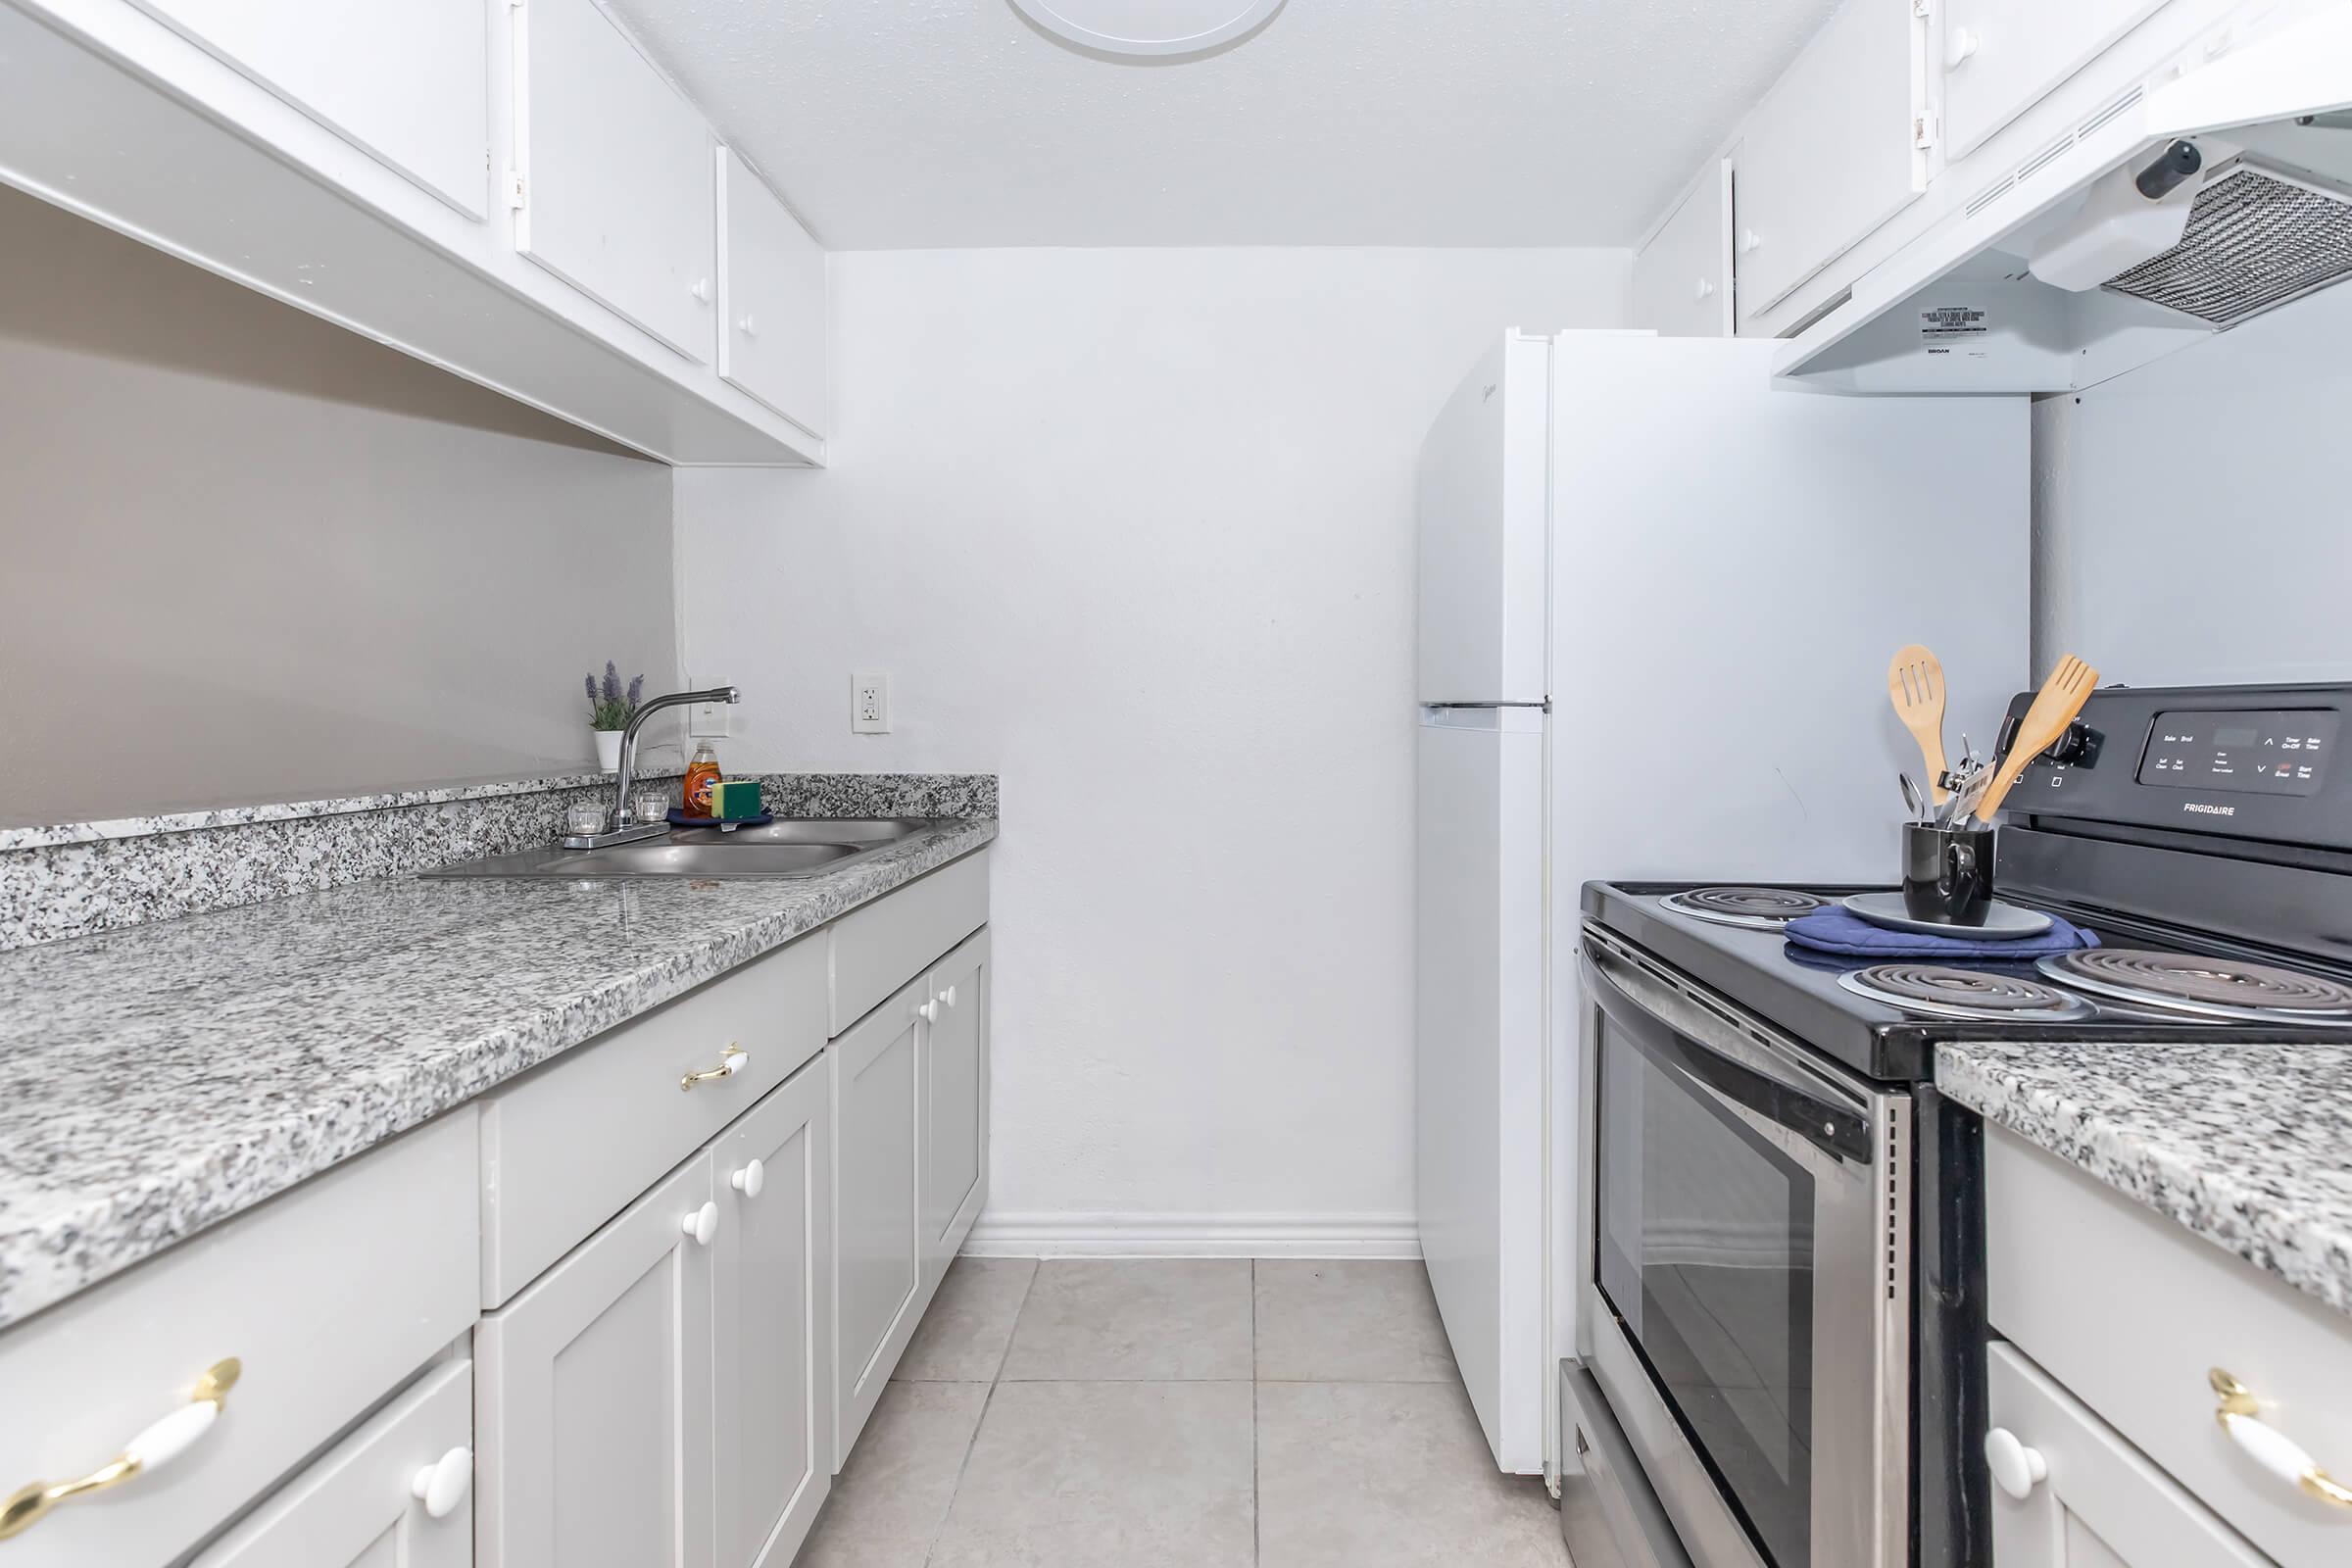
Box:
1008, 0, 1284, 58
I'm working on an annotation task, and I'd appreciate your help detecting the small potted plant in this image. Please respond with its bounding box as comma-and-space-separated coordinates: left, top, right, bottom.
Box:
586, 662, 644, 771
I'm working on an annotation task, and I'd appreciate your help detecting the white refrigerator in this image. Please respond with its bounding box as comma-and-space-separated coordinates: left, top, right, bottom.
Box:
1413, 330, 2029, 1477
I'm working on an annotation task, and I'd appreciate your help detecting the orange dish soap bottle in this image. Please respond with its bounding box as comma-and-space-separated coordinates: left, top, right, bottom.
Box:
682, 740, 722, 820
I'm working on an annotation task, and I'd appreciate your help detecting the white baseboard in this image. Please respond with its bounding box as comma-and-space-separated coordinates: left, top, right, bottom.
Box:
960, 1210, 1421, 1260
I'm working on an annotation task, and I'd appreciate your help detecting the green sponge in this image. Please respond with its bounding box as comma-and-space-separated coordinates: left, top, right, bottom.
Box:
709, 779, 764, 821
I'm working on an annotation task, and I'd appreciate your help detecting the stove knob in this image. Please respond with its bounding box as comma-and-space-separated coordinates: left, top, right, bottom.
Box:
2046, 720, 2098, 766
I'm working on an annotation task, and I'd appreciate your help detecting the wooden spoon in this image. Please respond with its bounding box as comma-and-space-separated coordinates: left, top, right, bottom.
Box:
1887, 645, 1949, 804
1974, 654, 2100, 823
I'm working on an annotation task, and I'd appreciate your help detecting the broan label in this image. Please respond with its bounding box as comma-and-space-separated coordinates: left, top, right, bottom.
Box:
2183, 803, 2237, 816
1921, 304, 1989, 356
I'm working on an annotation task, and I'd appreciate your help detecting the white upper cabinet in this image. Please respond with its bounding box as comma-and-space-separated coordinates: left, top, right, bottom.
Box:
1631, 159, 1733, 338
130, 0, 490, 219
716, 149, 828, 438
514, 0, 717, 364
1733, 0, 1928, 322
1940, 0, 2171, 158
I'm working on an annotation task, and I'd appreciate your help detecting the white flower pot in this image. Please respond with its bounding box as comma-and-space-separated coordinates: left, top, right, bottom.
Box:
593, 730, 623, 772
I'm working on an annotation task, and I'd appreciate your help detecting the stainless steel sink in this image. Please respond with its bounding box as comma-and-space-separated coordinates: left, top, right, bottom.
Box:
420, 818, 943, 880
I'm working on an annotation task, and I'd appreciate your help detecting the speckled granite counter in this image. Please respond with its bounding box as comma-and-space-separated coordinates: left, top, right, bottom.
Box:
1936, 1041, 2352, 1319
0, 816, 996, 1330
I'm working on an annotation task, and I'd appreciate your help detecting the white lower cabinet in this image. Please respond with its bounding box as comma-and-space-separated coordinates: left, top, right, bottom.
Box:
715, 1061, 833, 1568
476, 1153, 717, 1568
1987, 1342, 2271, 1568
831, 979, 926, 1464
192, 1359, 475, 1568
920, 930, 991, 1282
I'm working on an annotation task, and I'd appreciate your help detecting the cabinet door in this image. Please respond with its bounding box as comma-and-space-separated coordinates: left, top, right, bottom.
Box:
130, 0, 489, 218
193, 1360, 473, 1568
1986, 1343, 2272, 1568
831, 980, 925, 1466
715, 1062, 832, 1568
920, 930, 990, 1280
514, 0, 716, 362
716, 149, 827, 438
477, 1153, 716, 1568
1943, 0, 2168, 158
1631, 160, 1733, 338
1734, 0, 1926, 319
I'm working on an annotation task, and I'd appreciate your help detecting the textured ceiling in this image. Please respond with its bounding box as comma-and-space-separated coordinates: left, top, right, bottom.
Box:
611, 0, 1842, 248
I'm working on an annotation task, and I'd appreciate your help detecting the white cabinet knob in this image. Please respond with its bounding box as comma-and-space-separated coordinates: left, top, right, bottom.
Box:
731, 1158, 765, 1199
736, 314, 759, 337
1694, 277, 1716, 301
918, 1000, 940, 1023
682, 1200, 718, 1247
690, 276, 712, 304
411, 1446, 473, 1520
942, 985, 958, 1008
1984, 1427, 2048, 1500
1947, 26, 1980, 68
1739, 228, 1762, 255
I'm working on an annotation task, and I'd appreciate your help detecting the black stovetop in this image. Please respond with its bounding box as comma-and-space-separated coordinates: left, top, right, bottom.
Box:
1583, 878, 2352, 1083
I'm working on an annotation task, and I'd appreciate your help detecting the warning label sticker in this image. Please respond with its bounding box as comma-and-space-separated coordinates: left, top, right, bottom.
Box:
1920, 305, 1989, 355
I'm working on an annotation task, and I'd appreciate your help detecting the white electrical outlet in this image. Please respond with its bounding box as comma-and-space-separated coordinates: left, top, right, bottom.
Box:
688, 701, 731, 738
852, 671, 890, 734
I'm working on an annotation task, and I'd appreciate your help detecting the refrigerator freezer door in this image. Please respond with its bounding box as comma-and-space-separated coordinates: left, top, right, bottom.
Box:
1416, 333, 1549, 704
1416, 707, 1546, 1473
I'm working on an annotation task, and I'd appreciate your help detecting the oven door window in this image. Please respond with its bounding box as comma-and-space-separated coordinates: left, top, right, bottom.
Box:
1597, 1018, 1814, 1568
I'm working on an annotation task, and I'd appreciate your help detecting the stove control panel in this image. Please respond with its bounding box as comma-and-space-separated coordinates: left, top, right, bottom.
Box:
2003, 683, 2352, 851
2135, 710, 2339, 797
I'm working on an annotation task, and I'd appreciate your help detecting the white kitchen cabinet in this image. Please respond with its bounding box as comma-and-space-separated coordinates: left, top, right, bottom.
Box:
1733, 0, 1927, 322
716, 148, 827, 438
1941, 0, 2170, 158
1986, 1342, 2272, 1568
514, 0, 717, 363
830, 978, 926, 1465
1631, 159, 1733, 338
127, 0, 489, 219
715, 1062, 832, 1568
920, 929, 990, 1282
191, 1359, 474, 1568
476, 1152, 717, 1568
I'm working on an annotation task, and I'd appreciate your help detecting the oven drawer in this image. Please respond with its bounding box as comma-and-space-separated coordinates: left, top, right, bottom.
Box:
1987, 1126, 2352, 1567
1559, 1359, 1693, 1568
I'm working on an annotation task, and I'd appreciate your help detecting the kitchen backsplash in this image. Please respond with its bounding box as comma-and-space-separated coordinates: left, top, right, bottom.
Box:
0, 773, 1000, 952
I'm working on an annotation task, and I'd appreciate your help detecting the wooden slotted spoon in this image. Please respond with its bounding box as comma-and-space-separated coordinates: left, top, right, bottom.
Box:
1974, 654, 2100, 824
1887, 645, 1949, 805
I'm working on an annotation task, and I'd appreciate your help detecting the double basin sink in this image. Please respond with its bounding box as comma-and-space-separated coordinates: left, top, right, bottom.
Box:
421, 817, 943, 880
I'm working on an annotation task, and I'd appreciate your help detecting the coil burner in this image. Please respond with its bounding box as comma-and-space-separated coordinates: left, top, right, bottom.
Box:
2038, 949, 2352, 1026
1838, 962, 2097, 1022
1661, 887, 1827, 931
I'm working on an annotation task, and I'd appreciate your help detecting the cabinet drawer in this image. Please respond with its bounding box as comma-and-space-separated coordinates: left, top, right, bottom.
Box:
1988, 1341, 2269, 1567
0, 1113, 478, 1568
1987, 1127, 2352, 1566
480, 933, 827, 1303
829, 850, 990, 1035
193, 1357, 473, 1568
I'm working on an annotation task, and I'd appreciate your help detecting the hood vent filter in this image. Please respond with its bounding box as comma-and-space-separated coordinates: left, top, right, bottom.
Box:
2104, 160, 2352, 325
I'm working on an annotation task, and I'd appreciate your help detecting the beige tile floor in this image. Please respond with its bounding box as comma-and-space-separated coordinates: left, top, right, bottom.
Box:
798, 1257, 1568, 1568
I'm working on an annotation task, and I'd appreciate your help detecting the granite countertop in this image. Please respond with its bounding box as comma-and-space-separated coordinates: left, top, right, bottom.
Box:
1936, 1040, 2352, 1319
0, 818, 996, 1330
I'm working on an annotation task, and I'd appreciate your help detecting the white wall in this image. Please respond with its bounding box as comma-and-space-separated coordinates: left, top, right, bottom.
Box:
677, 246, 1631, 1250
2033, 279, 2352, 685
0, 186, 677, 825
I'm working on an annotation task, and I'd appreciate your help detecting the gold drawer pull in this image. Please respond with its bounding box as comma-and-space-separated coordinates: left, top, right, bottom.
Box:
2211, 1367, 2352, 1509
1, 1358, 241, 1540
679, 1043, 747, 1092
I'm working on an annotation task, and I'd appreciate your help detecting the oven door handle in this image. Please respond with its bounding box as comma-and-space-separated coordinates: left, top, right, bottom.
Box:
1582, 937, 1874, 1166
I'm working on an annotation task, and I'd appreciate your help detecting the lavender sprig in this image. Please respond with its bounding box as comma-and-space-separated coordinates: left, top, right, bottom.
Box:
585, 663, 649, 731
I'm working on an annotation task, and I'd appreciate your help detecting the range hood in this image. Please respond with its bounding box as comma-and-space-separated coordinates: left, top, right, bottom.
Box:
1778, 6, 2352, 394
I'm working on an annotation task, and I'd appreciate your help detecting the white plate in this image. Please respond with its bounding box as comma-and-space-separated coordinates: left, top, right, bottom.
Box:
1842, 892, 2053, 939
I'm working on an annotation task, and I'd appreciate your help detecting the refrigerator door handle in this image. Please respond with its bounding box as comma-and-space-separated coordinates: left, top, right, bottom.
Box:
1422, 700, 1550, 710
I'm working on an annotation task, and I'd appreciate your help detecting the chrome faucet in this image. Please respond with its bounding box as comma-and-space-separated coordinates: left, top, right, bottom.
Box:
564, 685, 742, 849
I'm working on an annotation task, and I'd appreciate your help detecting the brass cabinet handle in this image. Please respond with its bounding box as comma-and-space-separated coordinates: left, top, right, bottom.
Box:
0, 1358, 242, 1540
2211, 1367, 2352, 1509
679, 1043, 747, 1092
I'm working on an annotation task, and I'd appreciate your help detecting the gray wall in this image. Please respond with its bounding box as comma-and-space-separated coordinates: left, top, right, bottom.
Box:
0, 186, 679, 826
2033, 278, 2352, 687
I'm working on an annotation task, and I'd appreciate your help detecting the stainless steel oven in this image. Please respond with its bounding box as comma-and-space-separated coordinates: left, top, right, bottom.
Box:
1577, 923, 1910, 1568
